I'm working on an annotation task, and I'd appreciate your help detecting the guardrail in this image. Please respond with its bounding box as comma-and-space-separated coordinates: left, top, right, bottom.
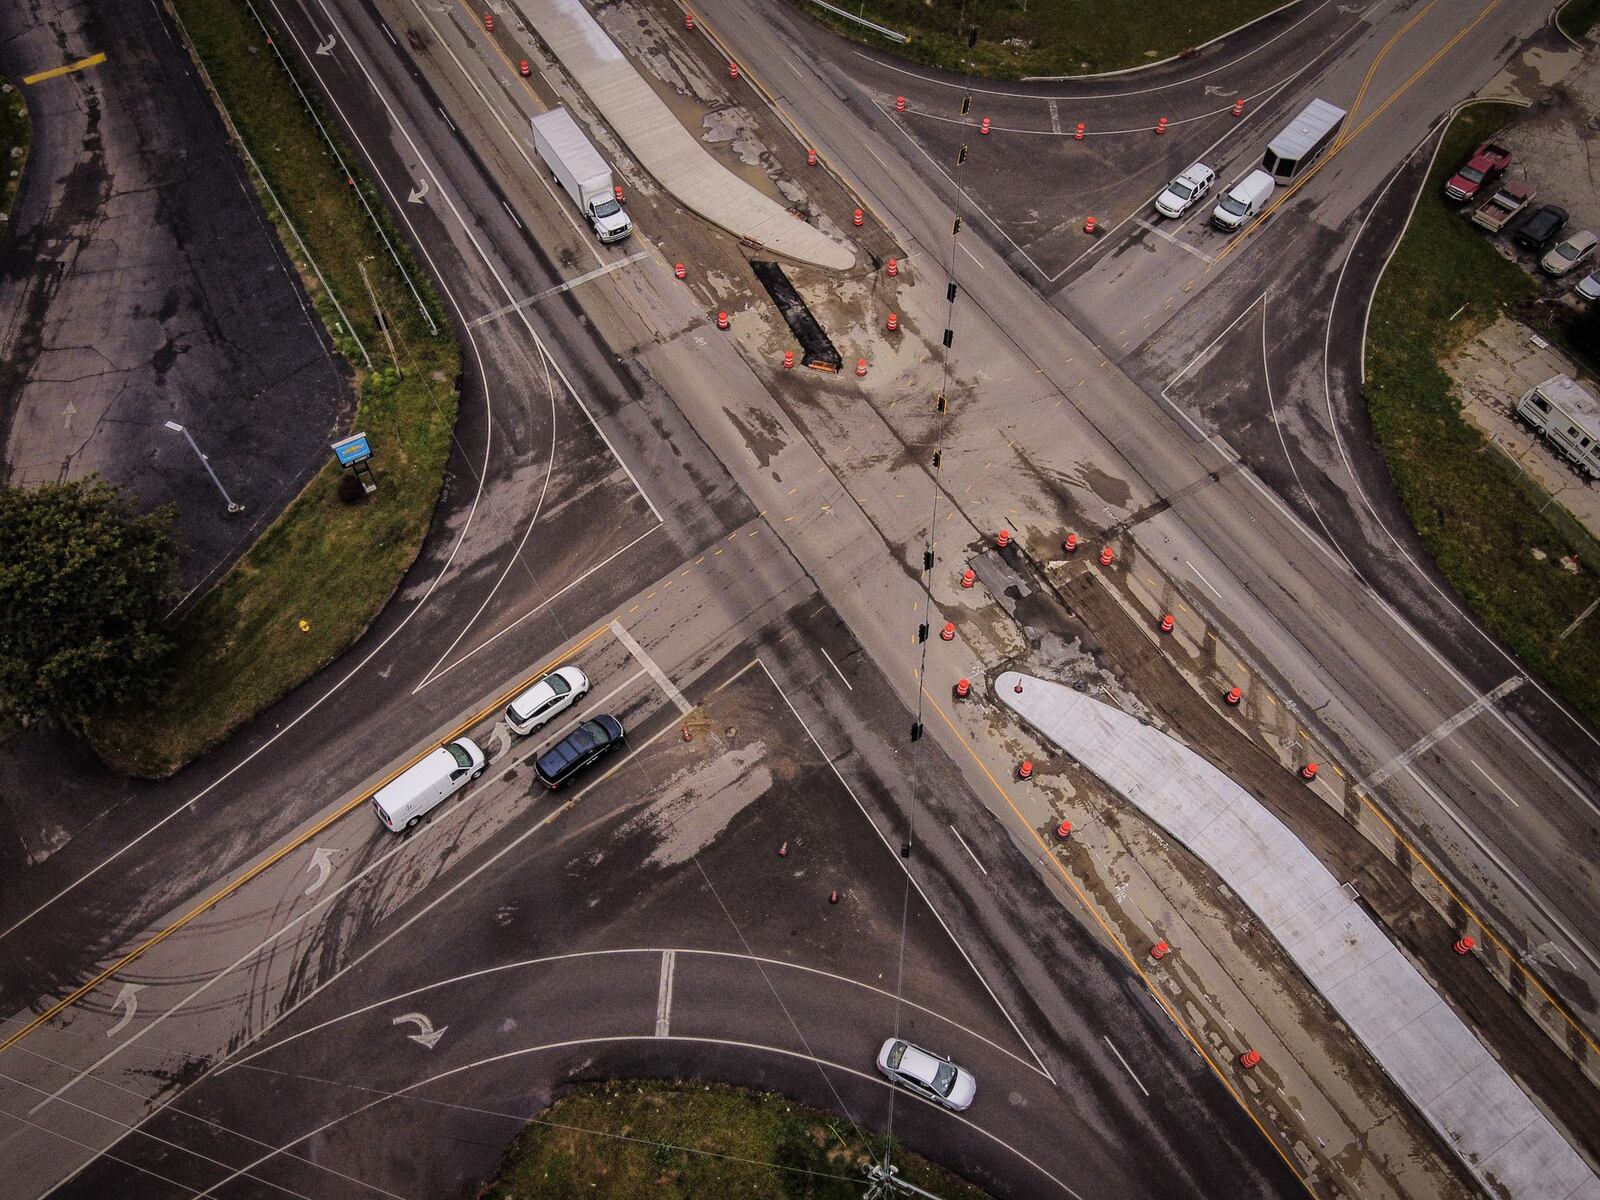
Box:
804, 0, 910, 44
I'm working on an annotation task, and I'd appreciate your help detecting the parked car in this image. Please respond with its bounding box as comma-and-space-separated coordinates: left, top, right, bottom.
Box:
876, 1038, 977, 1111
505, 665, 589, 736
1444, 141, 1512, 202
1575, 271, 1600, 301
371, 738, 486, 833
534, 715, 625, 789
1541, 230, 1597, 277
1154, 162, 1216, 219
1470, 180, 1535, 233
1514, 204, 1569, 251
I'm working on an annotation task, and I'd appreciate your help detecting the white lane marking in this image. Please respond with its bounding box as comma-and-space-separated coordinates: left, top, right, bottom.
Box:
654, 950, 675, 1038
1102, 1035, 1150, 1097
380, 20, 396, 45
950, 826, 987, 876
500, 199, 523, 229
819, 646, 853, 691
1471, 760, 1520, 808
224, 946, 1045, 1080
1185, 560, 1222, 600
413, 525, 660, 694
609, 621, 692, 714
957, 241, 986, 270
200, 1036, 1084, 1200
1161, 291, 1267, 401
308, 0, 660, 522
436, 105, 456, 132
471, 251, 651, 326
863, 141, 889, 170
849, 0, 1335, 99
1132, 218, 1217, 265
1047, 99, 1061, 134
0, 0, 508, 946
1358, 676, 1524, 789
757, 659, 1055, 1083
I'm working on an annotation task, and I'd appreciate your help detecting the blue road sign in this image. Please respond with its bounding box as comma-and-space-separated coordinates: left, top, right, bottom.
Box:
332, 432, 372, 467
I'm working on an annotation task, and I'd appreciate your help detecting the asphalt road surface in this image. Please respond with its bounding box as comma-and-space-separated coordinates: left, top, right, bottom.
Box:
0, 0, 347, 594
697, 0, 1600, 1045
0, 0, 1593, 1197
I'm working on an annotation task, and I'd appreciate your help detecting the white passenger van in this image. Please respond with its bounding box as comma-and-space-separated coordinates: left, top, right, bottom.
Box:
1211, 170, 1275, 231
371, 737, 486, 833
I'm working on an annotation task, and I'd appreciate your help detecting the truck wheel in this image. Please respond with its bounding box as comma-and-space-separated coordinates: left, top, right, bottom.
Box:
405, 816, 421, 832
471, 767, 485, 781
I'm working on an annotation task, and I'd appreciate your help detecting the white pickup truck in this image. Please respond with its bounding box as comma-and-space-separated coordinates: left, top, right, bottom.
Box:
530, 107, 633, 244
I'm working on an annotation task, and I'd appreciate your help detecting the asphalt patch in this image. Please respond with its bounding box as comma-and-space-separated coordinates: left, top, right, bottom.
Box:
751, 260, 843, 372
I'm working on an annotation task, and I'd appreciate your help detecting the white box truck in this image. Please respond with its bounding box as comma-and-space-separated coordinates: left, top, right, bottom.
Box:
530, 107, 633, 244
1262, 99, 1346, 183
1516, 375, 1600, 479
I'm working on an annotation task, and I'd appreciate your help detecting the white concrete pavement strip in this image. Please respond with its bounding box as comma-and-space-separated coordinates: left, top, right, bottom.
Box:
997, 671, 1600, 1200
518, 0, 855, 270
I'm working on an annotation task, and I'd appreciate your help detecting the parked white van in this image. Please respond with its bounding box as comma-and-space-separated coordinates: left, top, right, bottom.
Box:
1212, 170, 1275, 232
371, 737, 486, 833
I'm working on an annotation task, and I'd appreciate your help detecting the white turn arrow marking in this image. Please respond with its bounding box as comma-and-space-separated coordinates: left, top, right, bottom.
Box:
406, 178, 430, 205
62, 401, 77, 431
106, 983, 143, 1038
315, 34, 337, 56
1202, 85, 1236, 97
393, 1012, 447, 1048
303, 847, 338, 896
488, 720, 512, 762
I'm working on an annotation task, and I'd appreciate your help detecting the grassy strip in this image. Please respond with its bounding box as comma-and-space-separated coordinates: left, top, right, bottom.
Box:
1558, 0, 1600, 41
482, 1079, 995, 1199
0, 77, 30, 222
86, 0, 458, 777
1364, 103, 1600, 728
786, 0, 1283, 79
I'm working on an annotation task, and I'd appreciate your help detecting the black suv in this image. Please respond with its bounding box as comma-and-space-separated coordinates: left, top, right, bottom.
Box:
1515, 204, 1569, 250
534, 715, 625, 789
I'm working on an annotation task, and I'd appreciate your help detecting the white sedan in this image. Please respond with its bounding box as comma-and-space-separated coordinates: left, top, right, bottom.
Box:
875, 1038, 977, 1111
1154, 162, 1217, 219
504, 665, 590, 736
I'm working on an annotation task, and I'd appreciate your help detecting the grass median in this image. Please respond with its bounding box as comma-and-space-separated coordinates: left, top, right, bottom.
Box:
482, 1079, 994, 1199
1364, 102, 1600, 728
1558, 0, 1600, 41
785, 0, 1285, 78
87, 0, 458, 777
1, 76, 30, 222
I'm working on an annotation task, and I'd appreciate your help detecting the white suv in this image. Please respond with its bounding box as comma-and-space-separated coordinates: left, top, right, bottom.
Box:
505, 665, 590, 736
1155, 162, 1216, 218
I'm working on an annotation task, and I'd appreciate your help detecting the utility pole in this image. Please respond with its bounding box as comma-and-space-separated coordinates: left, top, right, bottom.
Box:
863, 1162, 945, 1199
356, 259, 401, 376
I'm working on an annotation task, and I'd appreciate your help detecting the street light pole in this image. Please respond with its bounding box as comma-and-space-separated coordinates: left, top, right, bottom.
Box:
163, 420, 244, 514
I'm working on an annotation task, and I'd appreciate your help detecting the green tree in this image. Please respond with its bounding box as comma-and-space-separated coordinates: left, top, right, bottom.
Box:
0, 478, 177, 729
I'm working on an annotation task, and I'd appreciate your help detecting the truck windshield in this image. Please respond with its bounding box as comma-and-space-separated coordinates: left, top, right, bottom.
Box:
1220, 196, 1248, 216
592, 198, 622, 218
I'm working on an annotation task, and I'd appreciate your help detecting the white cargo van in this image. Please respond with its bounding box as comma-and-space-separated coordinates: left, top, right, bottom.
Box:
1211, 170, 1274, 231
371, 737, 486, 833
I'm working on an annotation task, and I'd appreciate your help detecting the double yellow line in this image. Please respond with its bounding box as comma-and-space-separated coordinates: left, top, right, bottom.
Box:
0, 623, 609, 1059
1217, 0, 1504, 264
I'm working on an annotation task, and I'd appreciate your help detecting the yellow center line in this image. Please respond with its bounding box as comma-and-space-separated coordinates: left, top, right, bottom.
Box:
0, 622, 611, 1059
22, 52, 106, 86
1335, 0, 1438, 154
922, 689, 1315, 1196
1217, 0, 1504, 265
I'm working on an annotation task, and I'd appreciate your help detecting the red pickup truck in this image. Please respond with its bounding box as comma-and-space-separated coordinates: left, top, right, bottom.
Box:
1445, 141, 1513, 202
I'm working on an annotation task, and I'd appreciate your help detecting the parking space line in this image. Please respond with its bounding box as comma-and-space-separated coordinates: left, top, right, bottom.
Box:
655, 950, 675, 1038
1132, 218, 1217, 265
950, 826, 987, 876
610, 621, 692, 714
1103, 1036, 1150, 1097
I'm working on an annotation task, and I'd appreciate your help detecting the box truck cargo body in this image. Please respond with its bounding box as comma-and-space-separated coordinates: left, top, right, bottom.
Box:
530, 108, 633, 243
